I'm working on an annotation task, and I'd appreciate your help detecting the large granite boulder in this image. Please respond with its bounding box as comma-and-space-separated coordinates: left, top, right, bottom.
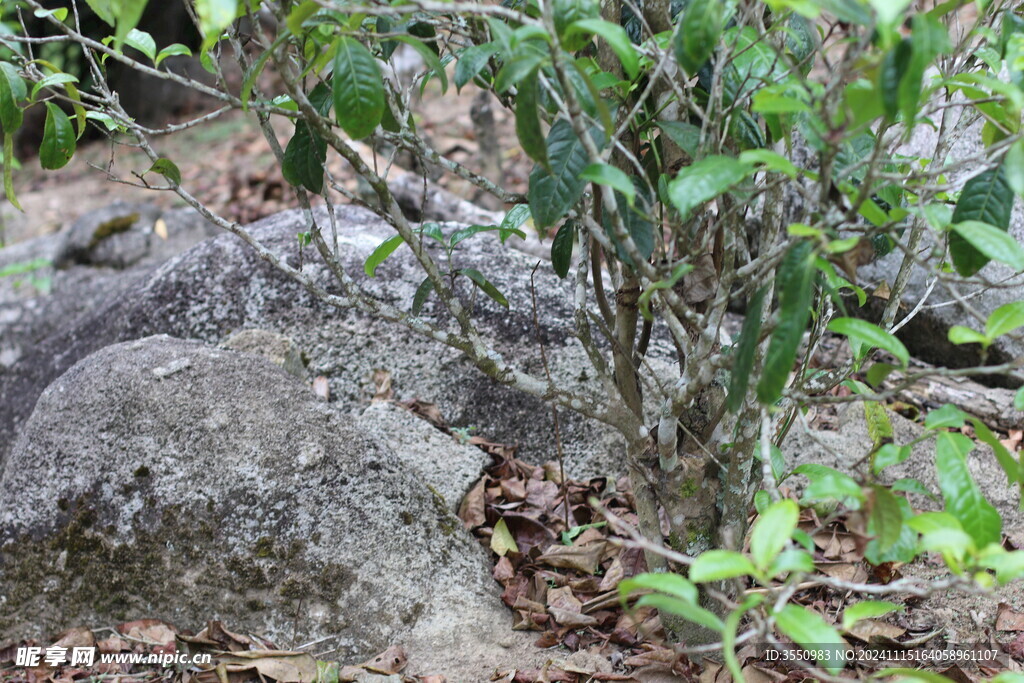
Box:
0, 336, 538, 676
0, 203, 219, 372
0, 203, 638, 476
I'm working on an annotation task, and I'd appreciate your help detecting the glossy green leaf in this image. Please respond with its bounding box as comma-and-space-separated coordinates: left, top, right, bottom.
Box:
879, 39, 912, 121
668, 156, 751, 220
774, 604, 849, 674
551, 220, 575, 279
528, 119, 599, 229
948, 325, 991, 346
750, 499, 798, 571
951, 220, 1024, 274
145, 157, 181, 185
634, 593, 725, 632
281, 121, 326, 194
935, 431, 1001, 548
739, 149, 798, 178
554, 0, 600, 50
39, 102, 75, 170
949, 166, 1015, 276
986, 301, 1024, 339
924, 403, 967, 429
125, 28, 156, 61
391, 35, 448, 93
566, 19, 639, 79
364, 235, 404, 277
767, 549, 814, 577
580, 163, 635, 206
515, 69, 547, 169
411, 276, 434, 315
619, 572, 698, 604
827, 317, 909, 367
111, 0, 149, 52
970, 417, 1022, 490
34, 7, 69, 22
727, 286, 767, 413
82, 0, 116, 26
454, 43, 498, 91
0, 62, 26, 132
657, 121, 700, 159
689, 550, 756, 583
286, 1, 319, 36
194, 0, 237, 40
674, 0, 723, 77
756, 241, 815, 404
30, 73, 79, 102
332, 37, 385, 140
872, 443, 911, 475
870, 485, 903, 552
461, 268, 509, 308
841, 601, 903, 631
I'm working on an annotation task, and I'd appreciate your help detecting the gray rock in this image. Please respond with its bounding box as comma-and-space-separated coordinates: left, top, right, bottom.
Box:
222, 329, 307, 379
0, 336, 537, 677
0, 204, 627, 476
0, 205, 219, 372
860, 120, 1024, 382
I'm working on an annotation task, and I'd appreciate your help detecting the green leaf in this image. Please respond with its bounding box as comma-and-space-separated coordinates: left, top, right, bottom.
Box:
501, 204, 532, 234
515, 69, 547, 169
657, 121, 701, 159
125, 28, 156, 61
3, 134, 21, 211
0, 62, 26, 132
155, 43, 193, 67
110, 0, 149, 52
750, 500, 798, 571
449, 224, 525, 249
286, 1, 319, 36
767, 549, 814, 577
580, 163, 635, 207
892, 477, 936, 499
282, 121, 326, 194
868, 0, 913, 27
774, 604, 849, 674
554, 0, 600, 50
738, 149, 798, 178
870, 485, 903, 552
145, 158, 181, 186
390, 35, 448, 94
879, 39, 912, 121
1007, 139, 1024, 198
727, 286, 767, 413
619, 572, 698, 604
924, 403, 967, 429
949, 166, 1015, 276
827, 318, 909, 367
970, 417, 1022, 490
411, 276, 434, 315
566, 19, 639, 79
935, 431, 1001, 548
637, 263, 691, 320
872, 443, 911, 475
668, 156, 751, 221
460, 268, 509, 308
34, 7, 69, 22
841, 601, 903, 631
951, 220, 1024, 274
364, 235, 404, 277
332, 37, 385, 140
1016, 386, 1024, 411
986, 301, 1024, 339
674, 0, 723, 77
528, 119, 599, 229
948, 325, 991, 347
39, 102, 75, 170
551, 220, 575, 279
689, 550, 757, 583
491, 518, 519, 556
30, 73, 79, 102
82, 0, 115, 26
756, 241, 816, 404
194, 0, 237, 40
454, 42, 497, 91
634, 593, 725, 632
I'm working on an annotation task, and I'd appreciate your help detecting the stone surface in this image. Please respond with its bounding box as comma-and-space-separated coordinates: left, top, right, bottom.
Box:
0, 205, 219, 373
860, 120, 1024, 382
222, 329, 306, 379
0, 204, 630, 476
0, 336, 539, 677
